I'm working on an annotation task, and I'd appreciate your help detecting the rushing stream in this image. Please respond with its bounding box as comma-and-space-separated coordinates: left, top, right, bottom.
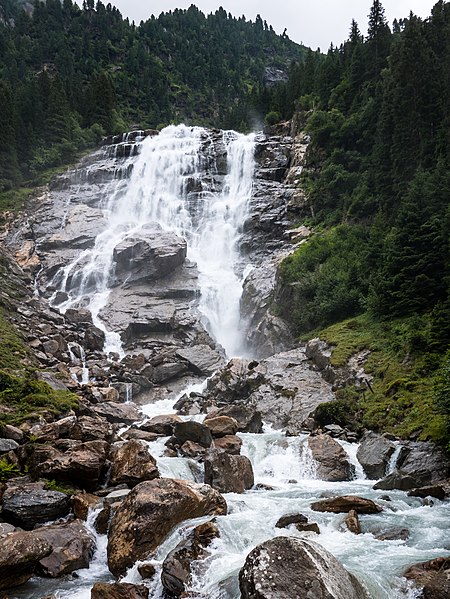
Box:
14, 125, 449, 598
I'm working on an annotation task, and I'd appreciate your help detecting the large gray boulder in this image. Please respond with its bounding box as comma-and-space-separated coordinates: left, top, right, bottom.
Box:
112, 223, 187, 285
396, 441, 449, 485
107, 478, 227, 576
239, 537, 367, 599
204, 449, 254, 493
308, 434, 354, 482
356, 432, 395, 479
404, 557, 450, 599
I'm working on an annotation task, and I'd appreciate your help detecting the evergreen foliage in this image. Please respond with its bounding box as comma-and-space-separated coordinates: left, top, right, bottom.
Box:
0, 0, 304, 188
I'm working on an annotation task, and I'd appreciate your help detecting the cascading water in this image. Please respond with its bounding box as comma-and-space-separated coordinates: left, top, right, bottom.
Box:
19, 125, 448, 599
51, 124, 255, 359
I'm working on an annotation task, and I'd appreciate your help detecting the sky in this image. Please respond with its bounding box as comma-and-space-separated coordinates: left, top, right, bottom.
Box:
86, 0, 438, 50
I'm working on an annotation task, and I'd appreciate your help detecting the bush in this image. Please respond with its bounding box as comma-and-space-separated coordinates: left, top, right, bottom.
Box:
264, 110, 281, 126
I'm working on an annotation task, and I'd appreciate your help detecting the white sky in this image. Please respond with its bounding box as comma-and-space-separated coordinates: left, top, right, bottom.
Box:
85, 0, 438, 50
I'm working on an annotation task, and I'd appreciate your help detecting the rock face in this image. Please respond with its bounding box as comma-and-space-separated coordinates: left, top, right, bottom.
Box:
204, 449, 254, 493
311, 496, 382, 514
308, 434, 355, 482
197, 350, 335, 434
112, 223, 187, 285
404, 557, 450, 599
2, 485, 71, 529
239, 537, 367, 599
356, 432, 395, 479
0, 531, 52, 590
395, 441, 449, 485
107, 478, 227, 576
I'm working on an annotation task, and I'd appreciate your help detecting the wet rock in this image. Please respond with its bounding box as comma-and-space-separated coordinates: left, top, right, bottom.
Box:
204, 449, 254, 493
107, 478, 227, 576
180, 440, 207, 459
275, 513, 308, 528
403, 556, 450, 599
213, 434, 242, 455
34, 520, 95, 577
73, 493, 102, 520
91, 582, 149, 599
65, 308, 93, 324
407, 484, 447, 500
356, 432, 396, 479
112, 223, 187, 285
30, 415, 77, 442
0, 530, 52, 590
239, 537, 368, 599
343, 510, 361, 535
308, 434, 355, 482
213, 405, 263, 433
2, 485, 71, 529
91, 402, 141, 425
368, 525, 409, 541
161, 521, 220, 597
152, 362, 187, 384
84, 326, 106, 351
174, 421, 213, 448
0, 523, 17, 535
41, 205, 106, 250
373, 470, 419, 491
311, 495, 382, 514
140, 414, 182, 436
204, 416, 238, 438
121, 429, 160, 442
175, 345, 224, 376
138, 562, 156, 579
33, 371, 70, 391
109, 440, 159, 487
296, 522, 320, 534
396, 441, 449, 486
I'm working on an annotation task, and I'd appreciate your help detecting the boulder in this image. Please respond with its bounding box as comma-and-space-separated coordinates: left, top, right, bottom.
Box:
73, 493, 102, 520
396, 441, 449, 486
175, 345, 224, 376
152, 362, 187, 384
72, 416, 115, 443
0, 530, 52, 590
112, 223, 187, 285
343, 510, 361, 535
140, 414, 182, 436
404, 557, 450, 599
174, 421, 213, 448
29, 415, 77, 442
0, 424, 24, 443
107, 478, 227, 576
204, 416, 238, 438
65, 308, 93, 324
356, 432, 395, 479
30, 440, 109, 490
239, 537, 367, 599
161, 521, 220, 596
84, 326, 106, 351
91, 582, 149, 599
296, 522, 320, 534
311, 495, 382, 514
34, 520, 95, 577
204, 449, 254, 493
408, 484, 447, 501
373, 470, 419, 491
0, 438, 19, 453
91, 402, 141, 425
121, 429, 160, 443
213, 434, 242, 455
2, 485, 71, 529
368, 525, 409, 541
179, 440, 207, 459
275, 513, 308, 528
214, 405, 263, 433
109, 440, 159, 487
308, 435, 355, 482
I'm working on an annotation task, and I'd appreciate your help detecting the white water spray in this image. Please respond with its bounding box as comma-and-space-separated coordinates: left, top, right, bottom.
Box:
51, 125, 255, 358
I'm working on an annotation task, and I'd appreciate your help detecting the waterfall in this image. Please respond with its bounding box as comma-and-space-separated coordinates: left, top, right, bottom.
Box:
52, 125, 255, 358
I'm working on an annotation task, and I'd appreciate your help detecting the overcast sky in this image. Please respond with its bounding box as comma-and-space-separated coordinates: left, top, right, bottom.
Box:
87, 0, 438, 49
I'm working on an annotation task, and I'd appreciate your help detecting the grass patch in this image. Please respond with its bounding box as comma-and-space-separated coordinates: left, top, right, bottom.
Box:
0, 458, 22, 481
0, 370, 78, 426
0, 308, 32, 371
314, 313, 448, 444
